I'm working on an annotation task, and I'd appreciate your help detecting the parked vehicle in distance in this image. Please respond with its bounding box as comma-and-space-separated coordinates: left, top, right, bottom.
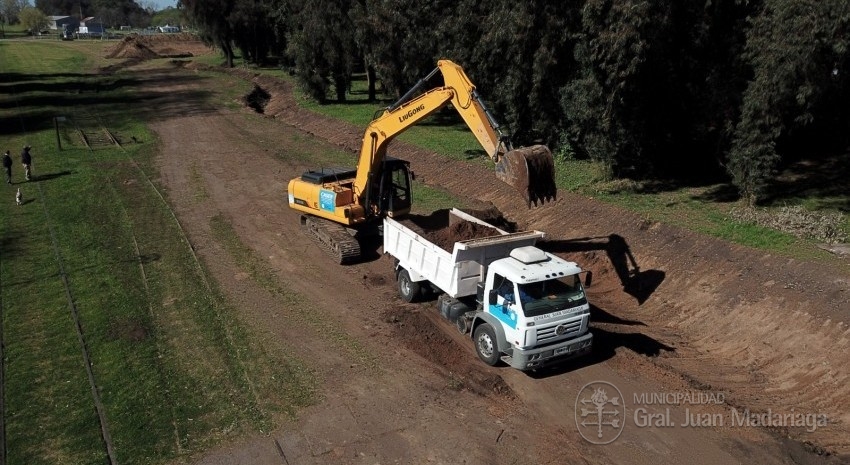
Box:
61, 24, 75, 41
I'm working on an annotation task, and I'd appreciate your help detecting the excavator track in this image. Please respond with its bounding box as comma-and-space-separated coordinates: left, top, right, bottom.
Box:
300, 215, 361, 264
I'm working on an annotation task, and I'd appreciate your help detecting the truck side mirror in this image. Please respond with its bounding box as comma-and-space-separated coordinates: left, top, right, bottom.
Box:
410, 170, 416, 180
584, 271, 593, 287
488, 289, 498, 305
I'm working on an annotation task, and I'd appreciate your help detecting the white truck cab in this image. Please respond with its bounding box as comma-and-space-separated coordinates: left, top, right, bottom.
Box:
473, 246, 593, 369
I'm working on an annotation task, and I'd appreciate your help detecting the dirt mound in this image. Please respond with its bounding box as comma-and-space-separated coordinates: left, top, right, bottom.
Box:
105, 36, 159, 59
463, 205, 518, 232
104, 33, 213, 61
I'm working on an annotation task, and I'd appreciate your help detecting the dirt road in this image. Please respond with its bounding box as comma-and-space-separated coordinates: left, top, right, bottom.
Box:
116, 38, 849, 464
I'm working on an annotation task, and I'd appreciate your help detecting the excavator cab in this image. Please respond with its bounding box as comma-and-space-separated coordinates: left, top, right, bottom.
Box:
373, 157, 412, 218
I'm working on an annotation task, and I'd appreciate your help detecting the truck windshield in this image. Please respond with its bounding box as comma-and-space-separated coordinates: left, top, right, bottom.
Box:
517, 275, 587, 317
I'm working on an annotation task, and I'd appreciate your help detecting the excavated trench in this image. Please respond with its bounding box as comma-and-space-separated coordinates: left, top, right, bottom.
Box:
244, 85, 271, 114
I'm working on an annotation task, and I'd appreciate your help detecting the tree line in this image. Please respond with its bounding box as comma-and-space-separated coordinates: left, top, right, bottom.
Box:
3, 0, 180, 33
184, 0, 849, 203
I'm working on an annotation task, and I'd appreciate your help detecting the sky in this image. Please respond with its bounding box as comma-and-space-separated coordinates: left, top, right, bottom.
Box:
148, 0, 178, 11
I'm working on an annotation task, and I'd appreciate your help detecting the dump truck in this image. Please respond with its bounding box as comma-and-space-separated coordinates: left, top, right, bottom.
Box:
383, 209, 593, 370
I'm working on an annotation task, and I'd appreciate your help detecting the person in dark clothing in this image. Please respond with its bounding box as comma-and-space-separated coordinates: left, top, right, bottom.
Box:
21, 146, 32, 181
2, 150, 11, 184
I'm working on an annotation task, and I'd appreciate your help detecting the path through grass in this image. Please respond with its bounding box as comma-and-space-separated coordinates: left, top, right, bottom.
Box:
0, 38, 315, 465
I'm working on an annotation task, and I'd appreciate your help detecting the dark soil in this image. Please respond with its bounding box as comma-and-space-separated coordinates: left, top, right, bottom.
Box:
399, 207, 516, 251
382, 305, 515, 399
429, 221, 501, 251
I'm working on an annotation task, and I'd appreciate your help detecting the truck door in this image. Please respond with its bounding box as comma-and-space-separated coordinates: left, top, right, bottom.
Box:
489, 274, 521, 333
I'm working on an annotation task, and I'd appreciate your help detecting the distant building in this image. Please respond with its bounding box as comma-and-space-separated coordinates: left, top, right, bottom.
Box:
79, 17, 105, 36
47, 16, 79, 31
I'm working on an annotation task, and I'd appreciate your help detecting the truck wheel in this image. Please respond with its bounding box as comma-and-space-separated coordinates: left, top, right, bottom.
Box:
455, 316, 468, 334
473, 323, 500, 366
397, 269, 420, 303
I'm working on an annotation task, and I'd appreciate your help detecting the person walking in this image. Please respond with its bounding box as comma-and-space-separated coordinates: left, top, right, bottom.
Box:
2, 150, 12, 184
21, 145, 32, 181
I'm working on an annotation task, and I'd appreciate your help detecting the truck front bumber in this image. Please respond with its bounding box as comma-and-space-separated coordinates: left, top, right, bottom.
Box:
509, 332, 593, 370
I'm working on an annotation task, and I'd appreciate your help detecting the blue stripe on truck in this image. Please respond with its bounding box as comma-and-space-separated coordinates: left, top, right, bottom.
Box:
488, 304, 518, 329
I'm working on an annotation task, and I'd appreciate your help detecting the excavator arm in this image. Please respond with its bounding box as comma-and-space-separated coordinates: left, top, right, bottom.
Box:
354, 59, 556, 207
286, 59, 556, 264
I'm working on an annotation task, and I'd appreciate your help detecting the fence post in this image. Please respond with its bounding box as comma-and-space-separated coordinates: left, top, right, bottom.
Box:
54, 117, 63, 151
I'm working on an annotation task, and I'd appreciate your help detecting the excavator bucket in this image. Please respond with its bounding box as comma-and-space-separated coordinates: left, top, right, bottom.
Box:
495, 145, 557, 206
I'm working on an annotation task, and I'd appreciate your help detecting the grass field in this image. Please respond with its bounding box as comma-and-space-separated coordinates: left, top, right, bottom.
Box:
0, 40, 315, 465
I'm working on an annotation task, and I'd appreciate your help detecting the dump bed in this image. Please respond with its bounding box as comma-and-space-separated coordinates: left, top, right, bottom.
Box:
383, 208, 544, 298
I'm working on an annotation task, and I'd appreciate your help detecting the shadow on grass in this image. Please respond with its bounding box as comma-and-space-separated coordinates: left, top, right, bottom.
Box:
763, 153, 850, 212
31, 170, 72, 182
0, 72, 216, 137
0, 233, 24, 260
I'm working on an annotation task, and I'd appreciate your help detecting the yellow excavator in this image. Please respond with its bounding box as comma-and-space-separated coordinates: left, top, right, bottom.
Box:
287, 59, 557, 263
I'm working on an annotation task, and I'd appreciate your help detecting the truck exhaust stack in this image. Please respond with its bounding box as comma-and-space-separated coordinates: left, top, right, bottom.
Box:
496, 145, 557, 207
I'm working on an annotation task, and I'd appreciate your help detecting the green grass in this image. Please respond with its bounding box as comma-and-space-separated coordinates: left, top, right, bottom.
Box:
0, 37, 317, 465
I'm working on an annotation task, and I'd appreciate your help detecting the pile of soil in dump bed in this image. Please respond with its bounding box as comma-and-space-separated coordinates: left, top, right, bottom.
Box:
429, 221, 501, 251
399, 206, 515, 252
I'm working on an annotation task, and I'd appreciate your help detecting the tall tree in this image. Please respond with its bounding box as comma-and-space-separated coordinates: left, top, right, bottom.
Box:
560, 0, 672, 176
350, 0, 445, 99
230, 0, 277, 65
729, 0, 850, 204
88, 0, 148, 26
287, 0, 356, 102
182, 0, 236, 67
455, 0, 578, 147
35, 0, 91, 16
19, 6, 48, 33
151, 6, 183, 27
1, 0, 29, 24
652, 0, 753, 179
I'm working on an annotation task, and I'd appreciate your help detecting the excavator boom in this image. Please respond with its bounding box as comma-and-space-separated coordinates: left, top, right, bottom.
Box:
378, 60, 557, 206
